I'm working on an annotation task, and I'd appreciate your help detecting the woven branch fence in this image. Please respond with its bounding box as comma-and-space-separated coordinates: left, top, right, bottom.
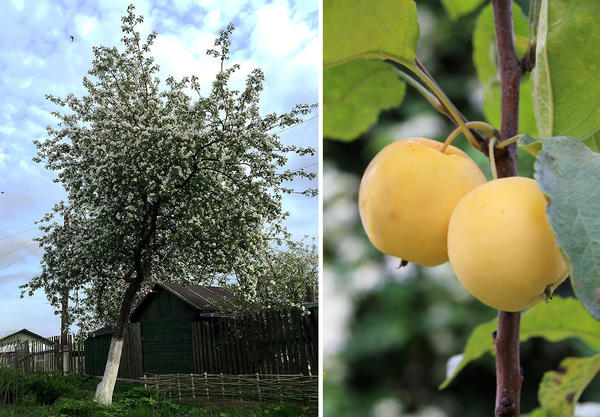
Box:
141, 373, 317, 408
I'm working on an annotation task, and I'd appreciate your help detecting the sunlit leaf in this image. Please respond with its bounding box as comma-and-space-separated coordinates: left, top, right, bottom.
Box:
473, 3, 537, 136
323, 0, 419, 67
441, 0, 485, 21
323, 0, 418, 141
539, 354, 600, 417
324, 61, 406, 140
532, 0, 600, 141
522, 409, 547, 417
440, 297, 600, 389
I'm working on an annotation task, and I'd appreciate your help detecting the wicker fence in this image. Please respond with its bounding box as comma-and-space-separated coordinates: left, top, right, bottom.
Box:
141, 373, 317, 407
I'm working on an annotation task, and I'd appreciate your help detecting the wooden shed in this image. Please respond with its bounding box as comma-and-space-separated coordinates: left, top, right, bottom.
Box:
85, 283, 318, 378
130, 283, 234, 375
84, 325, 143, 378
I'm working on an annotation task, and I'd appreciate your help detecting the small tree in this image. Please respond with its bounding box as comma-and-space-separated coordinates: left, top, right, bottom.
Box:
26, 5, 315, 405
231, 238, 318, 311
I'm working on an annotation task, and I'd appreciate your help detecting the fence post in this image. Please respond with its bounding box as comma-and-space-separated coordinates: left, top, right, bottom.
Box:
277, 374, 283, 403
155, 375, 159, 390
191, 373, 195, 399
238, 375, 242, 403
204, 372, 209, 401
13, 346, 19, 373
177, 374, 181, 402
143, 375, 147, 390
220, 373, 225, 399
256, 372, 262, 404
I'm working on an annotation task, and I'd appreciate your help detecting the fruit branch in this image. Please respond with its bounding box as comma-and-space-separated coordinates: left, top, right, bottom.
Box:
441, 121, 497, 153
491, 0, 524, 416
411, 58, 489, 152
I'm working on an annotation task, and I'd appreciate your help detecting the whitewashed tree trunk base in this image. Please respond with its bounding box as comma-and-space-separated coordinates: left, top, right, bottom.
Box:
94, 337, 124, 406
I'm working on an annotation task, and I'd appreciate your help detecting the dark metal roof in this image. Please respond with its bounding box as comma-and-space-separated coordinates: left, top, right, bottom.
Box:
89, 326, 114, 338
159, 283, 234, 311
129, 283, 234, 322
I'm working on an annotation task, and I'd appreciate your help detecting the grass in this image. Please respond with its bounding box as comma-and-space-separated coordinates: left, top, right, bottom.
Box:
0, 371, 315, 417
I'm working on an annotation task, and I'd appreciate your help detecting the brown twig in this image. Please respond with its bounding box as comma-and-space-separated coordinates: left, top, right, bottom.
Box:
491, 0, 525, 416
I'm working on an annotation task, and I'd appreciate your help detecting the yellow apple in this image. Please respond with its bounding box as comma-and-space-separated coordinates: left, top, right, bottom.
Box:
447, 177, 568, 311
358, 137, 486, 266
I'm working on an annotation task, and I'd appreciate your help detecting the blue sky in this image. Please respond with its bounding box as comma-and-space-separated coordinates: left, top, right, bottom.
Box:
0, 0, 318, 337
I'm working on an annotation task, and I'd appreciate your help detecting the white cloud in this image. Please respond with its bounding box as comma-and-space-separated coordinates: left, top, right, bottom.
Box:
0, 125, 16, 135
251, 2, 313, 59
11, 0, 24, 11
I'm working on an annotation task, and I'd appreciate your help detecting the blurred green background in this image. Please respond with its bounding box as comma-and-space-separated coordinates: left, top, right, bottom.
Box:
322, 1, 600, 416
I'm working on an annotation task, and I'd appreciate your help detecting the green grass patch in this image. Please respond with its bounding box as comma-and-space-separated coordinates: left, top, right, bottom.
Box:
0, 370, 315, 417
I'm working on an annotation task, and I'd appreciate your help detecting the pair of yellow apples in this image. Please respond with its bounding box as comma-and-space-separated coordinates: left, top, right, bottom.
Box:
358, 138, 568, 312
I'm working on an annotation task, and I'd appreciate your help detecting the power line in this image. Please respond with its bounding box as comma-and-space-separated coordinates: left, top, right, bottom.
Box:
270, 115, 318, 135
298, 162, 318, 170
0, 241, 38, 257
0, 253, 33, 272
0, 226, 38, 241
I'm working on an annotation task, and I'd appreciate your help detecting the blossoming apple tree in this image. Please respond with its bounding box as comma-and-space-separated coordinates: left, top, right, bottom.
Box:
26, 5, 315, 405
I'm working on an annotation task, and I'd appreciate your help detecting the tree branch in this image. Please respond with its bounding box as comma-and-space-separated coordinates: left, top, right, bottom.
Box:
491, 1, 523, 416
492, 0, 520, 178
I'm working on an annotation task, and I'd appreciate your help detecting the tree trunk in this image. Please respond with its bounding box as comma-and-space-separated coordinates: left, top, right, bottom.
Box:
491, 0, 524, 415
94, 336, 124, 406
93, 270, 143, 405
61, 292, 70, 375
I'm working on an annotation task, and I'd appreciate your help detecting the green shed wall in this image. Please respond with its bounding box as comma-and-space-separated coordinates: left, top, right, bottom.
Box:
135, 290, 196, 374
84, 334, 112, 376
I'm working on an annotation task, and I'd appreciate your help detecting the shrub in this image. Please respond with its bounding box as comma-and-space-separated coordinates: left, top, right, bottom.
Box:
52, 398, 104, 417
0, 366, 24, 407
23, 371, 71, 405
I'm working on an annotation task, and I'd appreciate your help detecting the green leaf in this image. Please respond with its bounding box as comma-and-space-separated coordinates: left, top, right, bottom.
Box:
522, 409, 547, 417
323, 0, 419, 67
539, 354, 600, 417
439, 317, 496, 389
583, 134, 600, 153
323, 0, 418, 141
473, 4, 537, 136
519, 134, 544, 158
533, 136, 600, 320
440, 0, 485, 21
532, 0, 600, 141
324, 61, 406, 140
482, 78, 538, 138
440, 297, 600, 389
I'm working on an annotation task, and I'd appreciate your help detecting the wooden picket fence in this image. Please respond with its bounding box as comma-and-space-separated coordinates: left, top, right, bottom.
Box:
0, 336, 85, 375
191, 307, 318, 376
141, 373, 317, 407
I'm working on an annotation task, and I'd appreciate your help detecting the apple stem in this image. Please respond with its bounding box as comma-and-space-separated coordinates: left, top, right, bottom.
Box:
489, 137, 498, 180
440, 121, 497, 153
